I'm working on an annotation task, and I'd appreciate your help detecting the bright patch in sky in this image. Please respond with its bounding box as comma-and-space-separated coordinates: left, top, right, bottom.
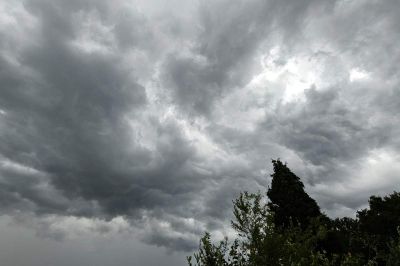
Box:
349, 68, 370, 82
258, 47, 318, 103
283, 58, 317, 102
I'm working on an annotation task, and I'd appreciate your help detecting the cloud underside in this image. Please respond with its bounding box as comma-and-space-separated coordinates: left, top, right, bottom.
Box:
1, 0, 400, 251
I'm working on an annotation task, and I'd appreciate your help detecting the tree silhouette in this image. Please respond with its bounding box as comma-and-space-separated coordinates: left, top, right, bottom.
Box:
357, 192, 400, 265
267, 159, 321, 229
358, 192, 400, 238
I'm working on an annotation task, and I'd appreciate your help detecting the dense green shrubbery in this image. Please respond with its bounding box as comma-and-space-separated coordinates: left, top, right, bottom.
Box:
188, 160, 400, 266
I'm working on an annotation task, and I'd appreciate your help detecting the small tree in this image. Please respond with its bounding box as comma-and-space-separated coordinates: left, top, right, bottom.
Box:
188, 191, 331, 266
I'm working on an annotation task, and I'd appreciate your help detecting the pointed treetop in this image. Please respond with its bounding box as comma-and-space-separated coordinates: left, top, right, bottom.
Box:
267, 159, 321, 229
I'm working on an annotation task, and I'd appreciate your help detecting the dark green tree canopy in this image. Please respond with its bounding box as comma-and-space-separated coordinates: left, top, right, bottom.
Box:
358, 192, 400, 238
267, 159, 321, 229
188, 160, 400, 266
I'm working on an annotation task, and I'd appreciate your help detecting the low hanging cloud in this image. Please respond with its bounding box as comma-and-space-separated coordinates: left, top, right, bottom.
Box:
1, 0, 400, 257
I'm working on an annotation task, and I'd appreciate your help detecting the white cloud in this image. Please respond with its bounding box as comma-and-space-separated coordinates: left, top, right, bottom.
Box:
349, 68, 370, 82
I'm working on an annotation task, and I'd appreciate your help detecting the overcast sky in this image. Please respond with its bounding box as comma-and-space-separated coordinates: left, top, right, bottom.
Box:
1, 0, 400, 265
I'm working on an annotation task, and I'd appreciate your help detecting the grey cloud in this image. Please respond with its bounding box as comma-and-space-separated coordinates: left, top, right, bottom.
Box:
265, 87, 372, 166
144, 230, 198, 252
0, 0, 216, 247
0, 215, 187, 266
257, 84, 399, 209
162, 0, 335, 116
1, 0, 196, 220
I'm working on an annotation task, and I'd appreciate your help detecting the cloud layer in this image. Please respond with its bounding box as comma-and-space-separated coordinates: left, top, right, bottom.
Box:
1, 0, 400, 261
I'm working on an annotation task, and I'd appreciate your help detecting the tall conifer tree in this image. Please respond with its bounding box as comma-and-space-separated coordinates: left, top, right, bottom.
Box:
267, 159, 321, 229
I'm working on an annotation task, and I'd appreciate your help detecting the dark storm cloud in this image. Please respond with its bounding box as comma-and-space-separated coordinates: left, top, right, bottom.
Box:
264, 87, 383, 167
1, 4, 144, 211
0, 0, 162, 211
1, 0, 400, 258
0, 0, 227, 252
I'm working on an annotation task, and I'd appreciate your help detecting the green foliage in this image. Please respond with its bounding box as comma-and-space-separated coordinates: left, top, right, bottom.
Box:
187, 232, 228, 266
388, 228, 400, 266
358, 192, 400, 238
355, 192, 400, 264
188, 160, 400, 266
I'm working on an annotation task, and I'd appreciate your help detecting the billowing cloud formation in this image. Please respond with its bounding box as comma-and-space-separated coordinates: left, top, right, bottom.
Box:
1, 0, 400, 261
